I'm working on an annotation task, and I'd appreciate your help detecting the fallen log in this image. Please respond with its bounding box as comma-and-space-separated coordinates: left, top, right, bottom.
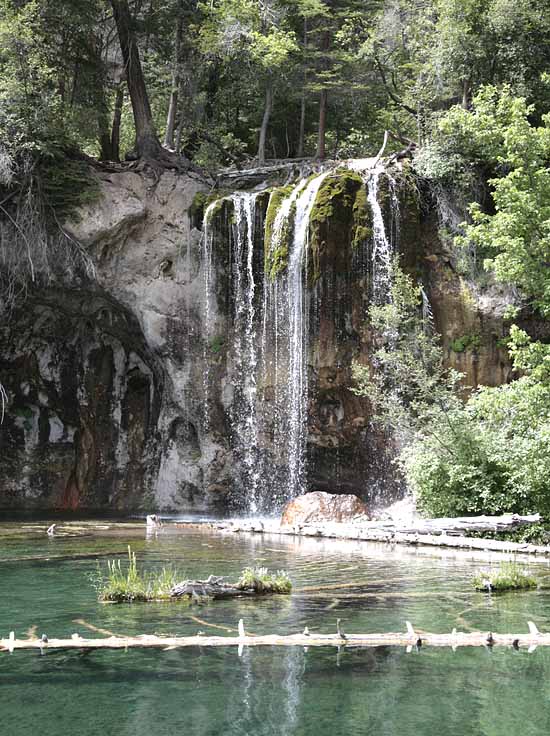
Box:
371, 513, 541, 536
170, 576, 255, 599
213, 514, 548, 556
1, 620, 549, 652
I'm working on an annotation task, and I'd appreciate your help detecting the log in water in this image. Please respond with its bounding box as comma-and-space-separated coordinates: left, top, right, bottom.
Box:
1, 621, 549, 652
212, 514, 549, 556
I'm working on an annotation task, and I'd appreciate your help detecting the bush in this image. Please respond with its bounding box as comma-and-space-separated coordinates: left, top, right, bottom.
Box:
404, 377, 550, 518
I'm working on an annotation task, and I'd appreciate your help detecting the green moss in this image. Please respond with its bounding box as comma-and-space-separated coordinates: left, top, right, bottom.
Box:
308, 171, 364, 282
450, 334, 482, 353
210, 335, 225, 354
188, 190, 229, 228
352, 185, 372, 249
264, 184, 294, 279
473, 562, 537, 592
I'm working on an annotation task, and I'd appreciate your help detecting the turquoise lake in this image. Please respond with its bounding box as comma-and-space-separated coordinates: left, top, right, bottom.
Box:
2, 519, 550, 735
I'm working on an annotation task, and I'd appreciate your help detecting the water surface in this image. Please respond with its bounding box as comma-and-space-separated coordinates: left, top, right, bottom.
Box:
2, 519, 550, 735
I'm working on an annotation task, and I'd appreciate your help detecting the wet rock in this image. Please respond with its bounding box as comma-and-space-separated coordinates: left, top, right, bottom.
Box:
280, 491, 369, 526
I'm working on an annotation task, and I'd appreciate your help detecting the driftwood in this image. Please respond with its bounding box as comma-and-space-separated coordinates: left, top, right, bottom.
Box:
372, 513, 541, 535
170, 576, 254, 600
2, 620, 549, 652
214, 514, 548, 556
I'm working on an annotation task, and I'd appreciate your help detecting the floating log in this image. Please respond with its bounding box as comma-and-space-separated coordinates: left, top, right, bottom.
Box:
2, 621, 550, 652
213, 514, 549, 556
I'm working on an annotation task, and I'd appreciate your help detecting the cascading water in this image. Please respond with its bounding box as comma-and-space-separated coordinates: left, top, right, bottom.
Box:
367, 169, 394, 302
229, 192, 262, 512
199, 162, 399, 514
262, 172, 331, 507
200, 200, 218, 431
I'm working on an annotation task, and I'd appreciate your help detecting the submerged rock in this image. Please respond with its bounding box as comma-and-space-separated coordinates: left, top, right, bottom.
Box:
280, 491, 369, 526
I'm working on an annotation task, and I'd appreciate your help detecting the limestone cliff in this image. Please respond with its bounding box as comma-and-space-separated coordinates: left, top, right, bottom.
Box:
0, 164, 515, 512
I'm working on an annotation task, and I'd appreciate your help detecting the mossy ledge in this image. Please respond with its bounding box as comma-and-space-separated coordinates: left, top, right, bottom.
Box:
264, 184, 294, 279
189, 190, 230, 229
308, 171, 368, 283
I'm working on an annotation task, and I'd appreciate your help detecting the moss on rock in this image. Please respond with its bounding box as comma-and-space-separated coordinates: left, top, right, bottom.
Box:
264, 184, 294, 280
308, 171, 365, 283
188, 190, 229, 228
352, 185, 372, 250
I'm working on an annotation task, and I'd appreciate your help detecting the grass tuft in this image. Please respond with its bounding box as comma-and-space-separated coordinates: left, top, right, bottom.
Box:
237, 567, 292, 594
473, 561, 538, 592
96, 546, 181, 603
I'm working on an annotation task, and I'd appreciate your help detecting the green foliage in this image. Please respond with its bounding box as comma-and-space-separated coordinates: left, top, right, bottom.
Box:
354, 261, 550, 519
449, 334, 481, 353
439, 86, 550, 317
472, 562, 537, 592
353, 261, 464, 439
39, 152, 100, 219
210, 335, 225, 354
95, 546, 181, 603
403, 375, 550, 518
237, 567, 292, 594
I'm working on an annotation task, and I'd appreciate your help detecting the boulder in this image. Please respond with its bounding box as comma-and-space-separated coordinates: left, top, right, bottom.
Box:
280, 491, 369, 526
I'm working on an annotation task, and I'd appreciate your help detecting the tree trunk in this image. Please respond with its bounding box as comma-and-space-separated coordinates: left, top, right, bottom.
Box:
461, 77, 471, 110
257, 78, 273, 165
316, 88, 327, 160
316, 29, 330, 160
110, 83, 125, 162
297, 19, 308, 158
297, 93, 306, 158
110, 0, 161, 158
164, 4, 184, 149
98, 111, 113, 162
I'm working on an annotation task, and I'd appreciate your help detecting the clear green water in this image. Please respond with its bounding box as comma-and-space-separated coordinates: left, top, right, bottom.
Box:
3, 519, 550, 735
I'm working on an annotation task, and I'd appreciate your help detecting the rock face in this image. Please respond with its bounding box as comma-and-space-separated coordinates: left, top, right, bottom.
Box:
280, 492, 369, 526
0, 164, 517, 512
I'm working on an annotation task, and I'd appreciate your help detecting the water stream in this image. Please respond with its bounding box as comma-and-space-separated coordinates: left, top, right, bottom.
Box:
229, 193, 261, 512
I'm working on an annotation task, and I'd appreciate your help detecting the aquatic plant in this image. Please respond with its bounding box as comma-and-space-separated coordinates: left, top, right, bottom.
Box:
473, 562, 538, 592
94, 550, 291, 602
96, 546, 181, 603
237, 567, 292, 594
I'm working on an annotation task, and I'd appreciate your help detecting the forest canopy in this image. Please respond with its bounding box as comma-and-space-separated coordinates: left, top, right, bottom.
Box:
1, 0, 549, 173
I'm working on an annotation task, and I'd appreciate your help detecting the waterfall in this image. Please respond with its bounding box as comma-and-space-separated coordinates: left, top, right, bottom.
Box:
229, 192, 262, 512
366, 167, 397, 304
199, 162, 399, 514
286, 172, 332, 498
262, 172, 332, 507
420, 285, 434, 331
200, 200, 217, 431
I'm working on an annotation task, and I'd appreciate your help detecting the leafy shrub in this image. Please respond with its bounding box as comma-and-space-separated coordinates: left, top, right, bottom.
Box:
354, 261, 550, 519
403, 377, 550, 517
